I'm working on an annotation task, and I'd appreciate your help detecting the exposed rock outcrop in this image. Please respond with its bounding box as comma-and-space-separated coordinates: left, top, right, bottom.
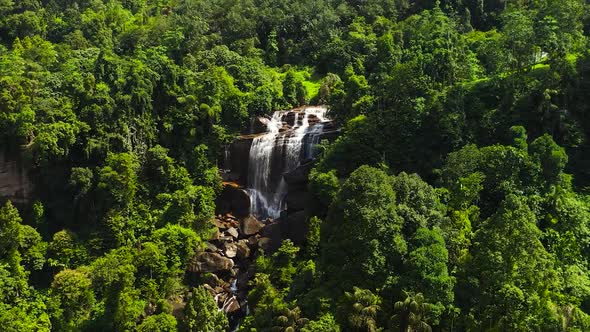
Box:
248, 116, 272, 135
188, 213, 267, 318
188, 252, 234, 273
215, 183, 251, 217
240, 215, 264, 236
0, 150, 32, 204
283, 161, 314, 187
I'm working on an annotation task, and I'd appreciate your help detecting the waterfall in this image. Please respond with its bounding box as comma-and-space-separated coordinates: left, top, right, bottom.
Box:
223, 146, 231, 172
247, 106, 329, 219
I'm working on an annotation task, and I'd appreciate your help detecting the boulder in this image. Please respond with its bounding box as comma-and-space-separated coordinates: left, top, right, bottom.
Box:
216, 184, 251, 218
205, 242, 218, 252
236, 240, 250, 258
248, 235, 259, 247
222, 295, 241, 314
249, 116, 271, 135
259, 222, 281, 239
203, 283, 216, 295
223, 242, 237, 258
188, 252, 234, 273
258, 237, 272, 252
240, 215, 264, 236
202, 273, 222, 288
307, 113, 321, 125
228, 137, 253, 185
283, 161, 314, 186
209, 230, 221, 241
258, 222, 283, 252
226, 227, 239, 239
223, 242, 238, 258
212, 218, 227, 229
281, 111, 297, 126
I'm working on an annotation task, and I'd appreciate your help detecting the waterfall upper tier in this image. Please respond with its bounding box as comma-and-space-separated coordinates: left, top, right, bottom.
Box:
221, 106, 338, 220
248, 106, 329, 219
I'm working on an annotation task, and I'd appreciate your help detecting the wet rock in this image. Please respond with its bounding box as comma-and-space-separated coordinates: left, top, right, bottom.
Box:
283, 161, 314, 186
218, 235, 234, 242
259, 222, 281, 239
282, 111, 297, 126
205, 242, 218, 252
307, 113, 321, 125
216, 184, 251, 218
227, 227, 239, 239
223, 242, 238, 258
236, 240, 251, 258
222, 295, 241, 314
258, 237, 272, 252
250, 116, 271, 135
189, 252, 234, 273
202, 273, 222, 287
212, 218, 227, 229
248, 235, 259, 247
240, 215, 264, 236
228, 137, 253, 185
237, 271, 249, 290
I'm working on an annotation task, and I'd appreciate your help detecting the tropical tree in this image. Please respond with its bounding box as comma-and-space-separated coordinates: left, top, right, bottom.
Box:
339, 287, 381, 332
390, 291, 432, 332
183, 286, 228, 332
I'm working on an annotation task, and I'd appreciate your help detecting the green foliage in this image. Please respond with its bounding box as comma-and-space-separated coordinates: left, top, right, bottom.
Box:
301, 313, 340, 332
137, 313, 177, 332
98, 152, 139, 208
390, 291, 432, 332
0, 201, 24, 254
404, 228, 454, 306
529, 134, 568, 184
308, 168, 340, 213
184, 286, 228, 332
461, 195, 558, 330
1, 0, 590, 330
46, 230, 87, 269
50, 268, 95, 329
322, 165, 405, 289
338, 287, 381, 332
305, 217, 322, 259
151, 224, 203, 270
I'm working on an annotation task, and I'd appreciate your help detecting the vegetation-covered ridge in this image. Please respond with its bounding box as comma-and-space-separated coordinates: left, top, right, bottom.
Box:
1, 0, 590, 331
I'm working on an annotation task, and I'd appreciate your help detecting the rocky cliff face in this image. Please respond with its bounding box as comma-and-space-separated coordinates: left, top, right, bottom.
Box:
206, 106, 339, 326
217, 106, 340, 249
0, 150, 32, 204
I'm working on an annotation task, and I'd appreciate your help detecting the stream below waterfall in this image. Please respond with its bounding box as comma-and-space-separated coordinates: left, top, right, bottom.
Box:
246, 106, 329, 219
214, 106, 334, 332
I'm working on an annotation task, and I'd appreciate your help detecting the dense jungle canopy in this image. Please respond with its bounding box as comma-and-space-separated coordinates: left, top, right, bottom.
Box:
1, 0, 590, 331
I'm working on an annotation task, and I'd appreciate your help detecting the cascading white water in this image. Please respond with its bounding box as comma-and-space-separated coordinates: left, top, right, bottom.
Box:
247, 106, 329, 219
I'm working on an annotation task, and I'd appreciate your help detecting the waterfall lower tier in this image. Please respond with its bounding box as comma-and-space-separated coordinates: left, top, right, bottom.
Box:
246, 106, 329, 219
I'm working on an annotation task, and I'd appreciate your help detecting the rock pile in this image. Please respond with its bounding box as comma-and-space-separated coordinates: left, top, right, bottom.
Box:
187, 213, 268, 316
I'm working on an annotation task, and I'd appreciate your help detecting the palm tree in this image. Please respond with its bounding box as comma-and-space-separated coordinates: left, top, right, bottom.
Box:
272, 306, 309, 332
390, 291, 432, 332
342, 286, 381, 332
